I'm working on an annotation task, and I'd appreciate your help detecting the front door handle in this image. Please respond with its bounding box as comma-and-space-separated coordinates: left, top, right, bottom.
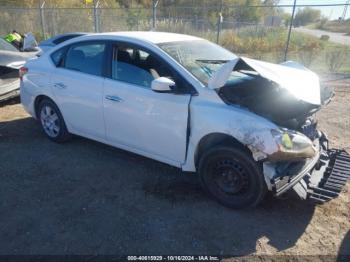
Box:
54, 82, 66, 89
105, 95, 123, 102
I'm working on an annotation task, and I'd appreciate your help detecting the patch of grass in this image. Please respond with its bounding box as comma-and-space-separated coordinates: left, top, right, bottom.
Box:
219, 28, 349, 74
319, 20, 350, 35
308, 20, 350, 35
156, 20, 350, 74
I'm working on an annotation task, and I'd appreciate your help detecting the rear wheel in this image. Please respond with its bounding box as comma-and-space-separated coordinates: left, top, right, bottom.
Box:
198, 146, 267, 209
38, 99, 71, 143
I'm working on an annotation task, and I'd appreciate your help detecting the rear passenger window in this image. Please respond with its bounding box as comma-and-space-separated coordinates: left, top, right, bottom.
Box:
64, 43, 106, 77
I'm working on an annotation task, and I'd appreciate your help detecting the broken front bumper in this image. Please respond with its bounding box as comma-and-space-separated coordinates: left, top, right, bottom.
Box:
264, 134, 350, 202
294, 149, 350, 202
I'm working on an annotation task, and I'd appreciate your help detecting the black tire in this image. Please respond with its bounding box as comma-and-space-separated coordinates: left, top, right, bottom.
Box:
38, 99, 71, 143
198, 146, 267, 209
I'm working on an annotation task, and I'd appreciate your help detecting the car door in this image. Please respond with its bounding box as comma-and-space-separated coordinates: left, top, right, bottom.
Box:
50, 41, 107, 139
103, 43, 192, 166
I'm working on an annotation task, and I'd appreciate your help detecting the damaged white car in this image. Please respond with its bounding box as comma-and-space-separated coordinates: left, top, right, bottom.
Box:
20, 32, 350, 208
0, 33, 38, 102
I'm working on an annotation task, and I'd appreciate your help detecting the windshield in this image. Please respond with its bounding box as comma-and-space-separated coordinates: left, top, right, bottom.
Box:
158, 40, 237, 85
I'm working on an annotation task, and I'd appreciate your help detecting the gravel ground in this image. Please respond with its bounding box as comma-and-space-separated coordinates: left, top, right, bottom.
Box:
0, 80, 349, 258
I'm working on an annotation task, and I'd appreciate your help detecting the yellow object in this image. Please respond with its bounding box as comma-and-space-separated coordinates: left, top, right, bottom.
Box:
4, 33, 21, 43
282, 133, 293, 149
85, 0, 93, 4
13, 32, 22, 41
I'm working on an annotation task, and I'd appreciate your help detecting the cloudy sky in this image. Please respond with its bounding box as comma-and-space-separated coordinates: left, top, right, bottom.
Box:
278, 0, 349, 20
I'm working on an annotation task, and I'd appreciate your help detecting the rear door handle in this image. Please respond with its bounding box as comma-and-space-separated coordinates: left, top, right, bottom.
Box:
105, 95, 123, 102
54, 82, 66, 89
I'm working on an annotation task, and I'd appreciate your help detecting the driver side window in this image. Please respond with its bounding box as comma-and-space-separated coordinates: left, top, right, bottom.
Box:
111, 45, 174, 89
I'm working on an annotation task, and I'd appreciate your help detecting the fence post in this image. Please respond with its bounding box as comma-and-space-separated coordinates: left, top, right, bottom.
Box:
216, 0, 223, 44
39, 0, 46, 40
152, 0, 159, 30
284, 0, 297, 61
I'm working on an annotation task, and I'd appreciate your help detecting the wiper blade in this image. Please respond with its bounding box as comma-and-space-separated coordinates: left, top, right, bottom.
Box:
195, 59, 228, 64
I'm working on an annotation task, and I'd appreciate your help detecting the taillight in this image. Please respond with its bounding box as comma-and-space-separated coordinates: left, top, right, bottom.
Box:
19, 66, 28, 81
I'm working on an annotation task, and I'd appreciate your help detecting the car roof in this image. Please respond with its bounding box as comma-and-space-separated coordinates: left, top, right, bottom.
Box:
84, 31, 203, 44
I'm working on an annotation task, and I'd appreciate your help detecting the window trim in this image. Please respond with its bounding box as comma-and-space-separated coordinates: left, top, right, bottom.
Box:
105, 41, 197, 95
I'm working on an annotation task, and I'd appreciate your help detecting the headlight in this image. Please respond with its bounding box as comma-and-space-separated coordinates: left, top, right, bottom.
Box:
270, 129, 316, 160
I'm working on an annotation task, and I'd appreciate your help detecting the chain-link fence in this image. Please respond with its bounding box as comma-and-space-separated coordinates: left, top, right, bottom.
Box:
1, 2, 350, 74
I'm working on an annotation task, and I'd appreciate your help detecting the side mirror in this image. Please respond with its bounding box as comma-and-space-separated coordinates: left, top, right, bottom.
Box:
151, 77, 175, 93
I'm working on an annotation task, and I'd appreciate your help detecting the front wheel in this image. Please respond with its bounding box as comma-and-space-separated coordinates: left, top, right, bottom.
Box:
198, 146, 267, 209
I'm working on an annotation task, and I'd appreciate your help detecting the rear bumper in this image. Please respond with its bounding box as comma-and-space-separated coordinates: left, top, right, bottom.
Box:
265, 133, 350, 202
20, 80, 36, 118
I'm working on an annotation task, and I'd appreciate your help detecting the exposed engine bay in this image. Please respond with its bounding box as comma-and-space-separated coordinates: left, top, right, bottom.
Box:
218, 74, 320, 129
215, 58, 334, 133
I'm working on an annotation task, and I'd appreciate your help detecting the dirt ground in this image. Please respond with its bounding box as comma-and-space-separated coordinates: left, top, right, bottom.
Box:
0, 79, 349, 258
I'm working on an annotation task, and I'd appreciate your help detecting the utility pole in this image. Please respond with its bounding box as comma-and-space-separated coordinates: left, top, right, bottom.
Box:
284, 0, 297, 61
341, 0, 349, 21
152, 0, 159, 31
216, 0, 224, 44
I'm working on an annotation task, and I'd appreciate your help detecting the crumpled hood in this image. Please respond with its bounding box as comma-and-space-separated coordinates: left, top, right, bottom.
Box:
208, 57, 321, 105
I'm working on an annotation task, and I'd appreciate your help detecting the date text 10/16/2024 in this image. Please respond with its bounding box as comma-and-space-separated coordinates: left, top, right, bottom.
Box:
127, 256, 220, 261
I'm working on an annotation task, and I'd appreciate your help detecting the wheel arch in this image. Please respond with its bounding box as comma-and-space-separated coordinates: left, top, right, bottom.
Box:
194, 132, 252, 168
34, 94, 57, 119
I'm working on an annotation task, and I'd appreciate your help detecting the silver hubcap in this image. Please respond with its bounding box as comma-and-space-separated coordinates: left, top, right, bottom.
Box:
40, 105, 60, 137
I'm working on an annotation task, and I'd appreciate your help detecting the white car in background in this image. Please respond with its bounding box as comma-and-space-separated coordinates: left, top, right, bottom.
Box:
20, 32, 350, 209
0, 37, 38, 102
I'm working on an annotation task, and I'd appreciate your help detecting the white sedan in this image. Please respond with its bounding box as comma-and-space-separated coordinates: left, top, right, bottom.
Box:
20, 31, 349, 208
